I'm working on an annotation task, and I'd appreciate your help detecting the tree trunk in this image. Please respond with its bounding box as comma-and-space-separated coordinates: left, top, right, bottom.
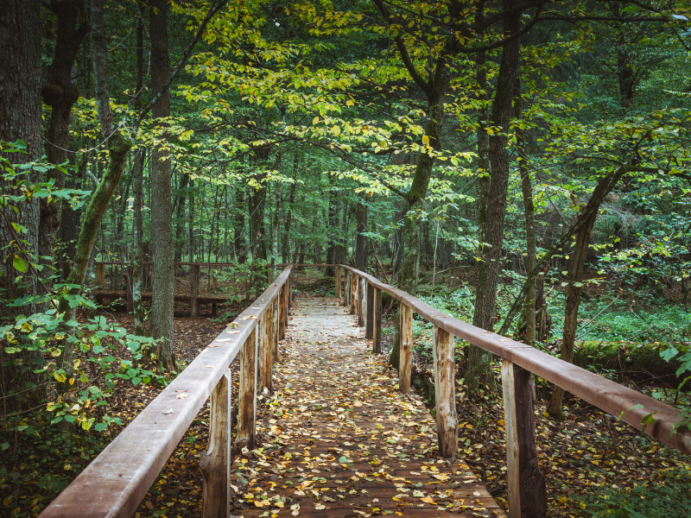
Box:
132, 13, 146, 335
233, 187, 247, 263
467, 0, 522, 397
149, 0, 176, 372
326, 173, 337, 276
355, 200, 367, 270
188, 177, 195, 262
514, 75, 537, 346
248, 172, 268, 261
38, 0, 89, 299
0, 0, 44, 411
174, 173, 190, 264
547, 210, 598, 418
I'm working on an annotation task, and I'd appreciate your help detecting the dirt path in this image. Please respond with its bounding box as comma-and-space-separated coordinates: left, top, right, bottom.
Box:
230, 296, 506, 518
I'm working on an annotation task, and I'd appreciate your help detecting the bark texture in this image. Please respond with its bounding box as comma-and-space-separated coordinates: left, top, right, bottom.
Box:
38, 0, 89, 293
149, 0, 176, 371
468, 0, 523, 396
0, 0, 44, 409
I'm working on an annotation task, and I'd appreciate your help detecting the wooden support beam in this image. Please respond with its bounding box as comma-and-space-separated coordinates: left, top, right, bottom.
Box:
272, 297, 279, 362
279, 286, 286, 340
235, 328, 258, 452
399, 304, 413, 394
350, 273, 357, 315
344, 271, 350, 308
357, 277, 365, 327
260, 308, 272, 393
366, 282, 374, 339
501, 360, 547, 518
200, 369, 231, 518
190, 264, 200, 317
211, 303, 217, 317
335, 266, 341, 299
95, 263, 104, 287
433, 326, 458, 458
373, 287, 382, 354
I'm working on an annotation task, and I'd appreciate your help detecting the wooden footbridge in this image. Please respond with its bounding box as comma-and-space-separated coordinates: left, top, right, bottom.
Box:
40, 265, 691, 518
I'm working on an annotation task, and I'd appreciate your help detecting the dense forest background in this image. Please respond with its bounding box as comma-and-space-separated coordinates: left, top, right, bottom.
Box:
1, 0, 691, 516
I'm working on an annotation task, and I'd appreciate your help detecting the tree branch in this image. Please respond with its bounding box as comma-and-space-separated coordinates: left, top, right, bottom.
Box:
137, 0, 229, 125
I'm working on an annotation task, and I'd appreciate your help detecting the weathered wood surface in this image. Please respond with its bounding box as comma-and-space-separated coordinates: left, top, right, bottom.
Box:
339, 265, 691, 455
501, 361, 547, 518
399, 304, 413, 395
373, 287, 382, 354
200, 369, 231, 518
232, 296, 506, 517
432, 327, 458, 458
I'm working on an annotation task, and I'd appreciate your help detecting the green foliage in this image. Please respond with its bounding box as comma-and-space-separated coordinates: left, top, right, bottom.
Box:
572, 468, 691, 518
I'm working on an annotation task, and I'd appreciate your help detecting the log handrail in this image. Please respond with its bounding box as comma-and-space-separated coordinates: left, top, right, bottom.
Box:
335, 264, 690, 518
339, 264, 691, 455
39, 266, 293, 518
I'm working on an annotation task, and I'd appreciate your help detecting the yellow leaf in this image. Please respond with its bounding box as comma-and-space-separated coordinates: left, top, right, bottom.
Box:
422, 135, 430, 146
420, 497, 436, 504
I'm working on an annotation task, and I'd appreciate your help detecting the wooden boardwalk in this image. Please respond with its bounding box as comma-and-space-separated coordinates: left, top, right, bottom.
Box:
230, 296, 506, 518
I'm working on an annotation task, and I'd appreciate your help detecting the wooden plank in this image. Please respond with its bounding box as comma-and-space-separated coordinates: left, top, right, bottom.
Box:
399, 304, 413, 395
373, 287, 382, 354
200, 369, 231, 518
190, 264, 200, 317
235, 327, 258, 452
433, 326, 458, 458
366, 281, 374, 339
501, 360, 546, 518
230, 296, 506, 518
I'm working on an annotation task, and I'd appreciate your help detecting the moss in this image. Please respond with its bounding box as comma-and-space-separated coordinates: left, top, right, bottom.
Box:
573, 340, 685, 387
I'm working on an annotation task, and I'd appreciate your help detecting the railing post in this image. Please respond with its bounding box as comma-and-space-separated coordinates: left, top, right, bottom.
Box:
260, 308, 272, 393
279, 286, 286, 340
191, 264, 200, 317
272, 297, 279, 362
289, 271, 293, 309
433, 326, 457, 458
235, 327, 258, 452
95, 263, 104, 287
373, 287, 382, 354
200, 369, 231, 518
399, 304, 413, 394
501, 360, 547, 518
335, 266, 341, 299
366, 282, 374, 339
350, 273, 357, 315
357, 277, 365, 327
344, 270, 350, 307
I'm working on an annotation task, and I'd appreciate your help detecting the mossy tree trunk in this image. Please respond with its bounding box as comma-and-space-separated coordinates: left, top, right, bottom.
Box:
468, 0, 523, 398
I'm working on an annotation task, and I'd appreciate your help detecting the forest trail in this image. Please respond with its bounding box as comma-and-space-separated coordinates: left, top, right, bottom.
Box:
230, 296, 506, 518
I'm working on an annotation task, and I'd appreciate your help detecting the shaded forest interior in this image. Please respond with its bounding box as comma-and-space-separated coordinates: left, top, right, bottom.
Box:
2, 0, 691, 517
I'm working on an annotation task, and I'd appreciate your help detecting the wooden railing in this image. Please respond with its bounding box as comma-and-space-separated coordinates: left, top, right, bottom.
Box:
39, 264, 690, 518
40, 266, 293, 518
339, 265, 691, 518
